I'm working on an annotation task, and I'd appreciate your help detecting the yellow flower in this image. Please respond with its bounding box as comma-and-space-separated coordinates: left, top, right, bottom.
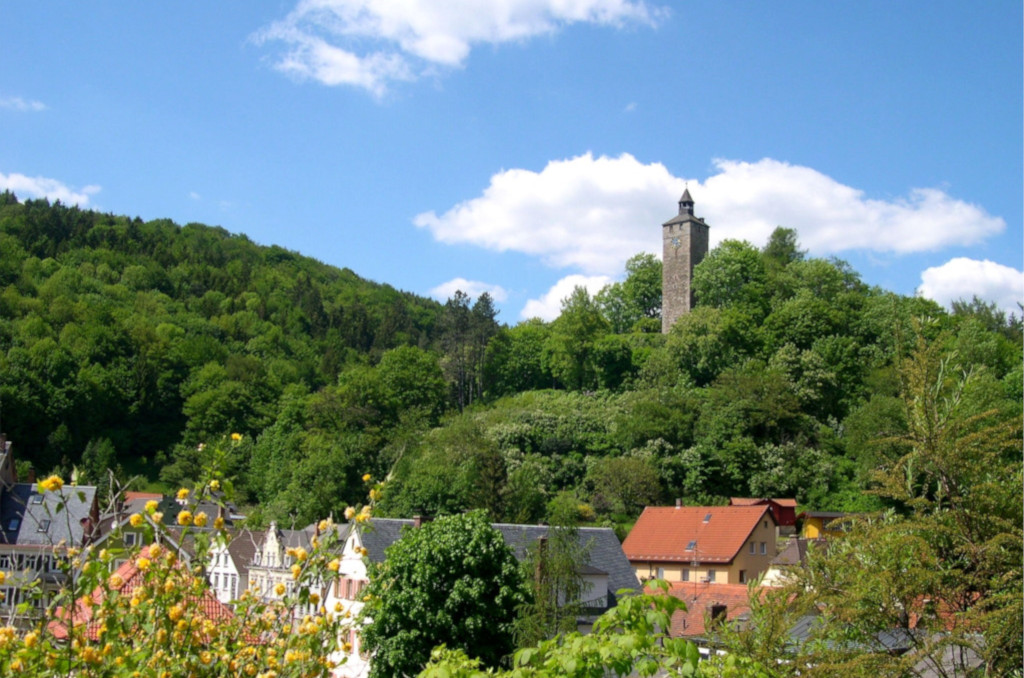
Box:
318, 519, 330, 532
231, 432, 242, 442
274, 582, 286, 596
214, 516, 225, 530
0, 571, 5, 586
168, 604, 184, 622
327, 558, 340, 572
177, 511, 193, 526
309, 592, 320, 605
209, 479, 220, 491
24, 631, 39, 648
362, 473, 371, 482
291, 564, 302, 580
176, 488, 190, 501
137, 557, 151, 571
149, 544, 162, 558
334, 602, 343, 613
369, 488, 382, 502
193, 512, 208, 527
145, 500, 159, 514
129, 513, 144, 528
38, 475, 63, 493
109, 574, 124, 589
344, 506, 356, 520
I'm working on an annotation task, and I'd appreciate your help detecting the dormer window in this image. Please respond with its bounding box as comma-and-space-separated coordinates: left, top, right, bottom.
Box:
703, 513, 712, 523
686, 540, 697, 550
30, 495, 43, 505
37, 519, 50, 532
7, 518, 20, 531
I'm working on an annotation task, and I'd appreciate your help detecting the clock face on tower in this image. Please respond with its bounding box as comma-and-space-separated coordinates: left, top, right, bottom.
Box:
671, 236, 681, 248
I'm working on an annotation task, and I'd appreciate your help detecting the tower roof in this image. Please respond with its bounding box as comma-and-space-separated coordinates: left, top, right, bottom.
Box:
680, 188, 693, 203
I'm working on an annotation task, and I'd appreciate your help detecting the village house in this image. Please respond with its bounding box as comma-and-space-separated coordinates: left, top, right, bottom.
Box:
728, 497, 797, 535
324, 517, 640, 678
0, 436, 98, 626
799, 511, 849, 539
623, 504, 778, 585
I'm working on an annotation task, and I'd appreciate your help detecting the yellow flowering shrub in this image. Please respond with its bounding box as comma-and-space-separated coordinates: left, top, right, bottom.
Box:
0, 436, 368, 677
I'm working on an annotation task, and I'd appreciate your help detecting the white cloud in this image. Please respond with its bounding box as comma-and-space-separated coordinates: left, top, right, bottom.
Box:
189, 191, 202, 201
918, 258, 1023, 316
255, 0, 663, 94
0, 172, 99, 206
429, 277, 508, 303
698, 159, 1005, 254
0, 96, 47, 112
415, 154, 1007, 281
416, 152, 679, 275
521, 274, 612, 321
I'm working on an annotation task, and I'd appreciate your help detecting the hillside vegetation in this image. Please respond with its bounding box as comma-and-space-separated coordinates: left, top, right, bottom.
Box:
1, 194, 1019, 527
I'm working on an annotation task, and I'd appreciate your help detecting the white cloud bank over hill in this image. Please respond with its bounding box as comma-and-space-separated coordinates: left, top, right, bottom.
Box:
520, 274, 612, 321
414, 153, 1007, 320
918, 258, 1023, 317
0, 172, 100, 206
429, 278, 508, 303
255, 0, 663, 95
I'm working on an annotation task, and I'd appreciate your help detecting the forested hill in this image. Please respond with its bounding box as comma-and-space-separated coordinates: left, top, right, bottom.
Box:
0, 195, 1020, 530
0, 192, 442, 480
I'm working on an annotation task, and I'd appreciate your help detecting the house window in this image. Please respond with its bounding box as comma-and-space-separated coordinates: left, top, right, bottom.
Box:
124, 532, 138, 546
763, 520, 769, 529
760, 542, 767, 555
706, 570, 716, 583
749, 541, 755, 554
681, 570, 689, 582
739, 570, 747, 584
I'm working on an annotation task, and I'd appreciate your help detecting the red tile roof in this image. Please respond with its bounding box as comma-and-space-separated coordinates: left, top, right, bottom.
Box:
623, 505, 772, 564
653, 582, 770, 637
49, 545, 234, 641
729, 497, 796, 508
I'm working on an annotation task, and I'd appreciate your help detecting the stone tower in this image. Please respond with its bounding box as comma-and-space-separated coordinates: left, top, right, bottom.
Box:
661, 188, 710, 333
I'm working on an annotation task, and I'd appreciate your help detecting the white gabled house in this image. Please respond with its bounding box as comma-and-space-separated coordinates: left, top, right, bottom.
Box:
321, 516, 640, 678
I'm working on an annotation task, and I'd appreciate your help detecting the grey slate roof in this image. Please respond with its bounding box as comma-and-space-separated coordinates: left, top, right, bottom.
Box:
0, 483, 97, 547
358, 518, 640, 605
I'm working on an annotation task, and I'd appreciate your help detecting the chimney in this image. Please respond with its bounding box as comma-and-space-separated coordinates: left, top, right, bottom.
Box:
535, 536, 548, 587
27, 467, 36, 483
675, 498, 681, 509
706, 603, 727, 627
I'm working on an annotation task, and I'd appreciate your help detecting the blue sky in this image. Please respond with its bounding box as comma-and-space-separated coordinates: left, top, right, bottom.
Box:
3, 1, 1021, 322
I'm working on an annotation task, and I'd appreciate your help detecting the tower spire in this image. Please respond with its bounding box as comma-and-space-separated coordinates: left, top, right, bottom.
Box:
679, 187, 694, 216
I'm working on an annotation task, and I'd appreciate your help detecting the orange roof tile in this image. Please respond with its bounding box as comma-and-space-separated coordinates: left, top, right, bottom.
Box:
49, 545, 234, 641
729, 497, 797, 507
622, 505, 772, 564
653, 582, 770, 637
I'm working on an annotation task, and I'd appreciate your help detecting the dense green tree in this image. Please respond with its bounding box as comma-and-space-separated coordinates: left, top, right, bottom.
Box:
543, 287, 609, 390
484, 319, 553, 395
359, 511, 530, 678
692, 239, 768, 318
586, 455, 662, 516
596, 253, 662, 333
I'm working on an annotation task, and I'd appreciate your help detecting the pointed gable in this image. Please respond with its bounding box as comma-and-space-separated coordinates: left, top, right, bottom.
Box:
622, 505, 772, 564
